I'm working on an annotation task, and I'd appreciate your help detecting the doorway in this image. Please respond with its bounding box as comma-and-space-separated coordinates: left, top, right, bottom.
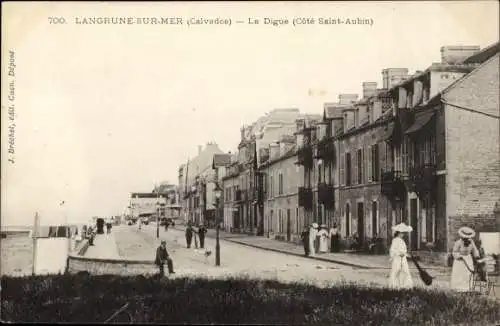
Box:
372, 201, 378, 237
410, 198, 418, 251
357, 202, 365, 246
286, 209, 291, 242
345, 204, 350, 236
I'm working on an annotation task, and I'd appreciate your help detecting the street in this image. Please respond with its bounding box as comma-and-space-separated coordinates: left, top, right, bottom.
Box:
111, 224, 452, 289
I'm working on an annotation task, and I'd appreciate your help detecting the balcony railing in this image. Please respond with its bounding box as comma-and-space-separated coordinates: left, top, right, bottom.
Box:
381, 168, 406, 201
409, 163, 437, 198
298, 187, 313, 210
318, 183, 335, 209
315, 139, 336, 162
296, 145, 314, 168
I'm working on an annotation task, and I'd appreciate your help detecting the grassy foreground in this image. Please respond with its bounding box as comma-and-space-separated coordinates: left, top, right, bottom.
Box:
1, 274, 499, 325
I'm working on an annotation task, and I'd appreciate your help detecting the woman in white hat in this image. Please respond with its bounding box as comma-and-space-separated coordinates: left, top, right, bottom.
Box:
388, 223, 414, 289
318, 224, 329, 253
309, 223, 319, 257
450, 226, 480, 292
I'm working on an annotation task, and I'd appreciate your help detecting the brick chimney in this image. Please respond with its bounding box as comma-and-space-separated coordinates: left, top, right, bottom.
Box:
382, 68, 409, 89
441, 45, 480, 64
338, 94, 359, 105
240, 126, 245, 141
362, 82, 377, 98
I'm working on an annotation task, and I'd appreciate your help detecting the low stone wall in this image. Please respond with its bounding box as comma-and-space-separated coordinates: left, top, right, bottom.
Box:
67, 255, 157, 275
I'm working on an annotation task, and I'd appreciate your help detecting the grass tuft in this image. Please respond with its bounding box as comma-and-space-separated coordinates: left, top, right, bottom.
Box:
1, 274, 499, 325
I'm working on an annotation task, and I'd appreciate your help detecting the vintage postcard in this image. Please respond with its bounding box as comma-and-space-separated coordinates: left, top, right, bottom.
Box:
1, 1, 499, 324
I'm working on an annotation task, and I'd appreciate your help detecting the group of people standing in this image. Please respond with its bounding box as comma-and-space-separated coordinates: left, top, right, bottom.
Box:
388, 223, 488, 292
300, 223, 340, 257
184, 221, 208, 249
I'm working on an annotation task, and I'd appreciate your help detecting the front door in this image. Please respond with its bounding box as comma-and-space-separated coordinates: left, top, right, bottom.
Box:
286, 209, 291, 242
357, 202, 365, 246
345, 204, 350, 236
372, 201, 378, 237
410, 198, 418, 251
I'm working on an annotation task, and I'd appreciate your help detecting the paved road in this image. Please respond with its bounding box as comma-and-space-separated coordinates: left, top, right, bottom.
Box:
112, 224, 453, 290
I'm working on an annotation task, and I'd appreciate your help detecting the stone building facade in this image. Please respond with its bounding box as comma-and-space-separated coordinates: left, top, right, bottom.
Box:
294, 43, 499, 257
259, 137, 302, 243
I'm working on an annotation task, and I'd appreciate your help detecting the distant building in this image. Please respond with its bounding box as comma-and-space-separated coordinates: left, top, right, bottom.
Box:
178, 142, 225, 225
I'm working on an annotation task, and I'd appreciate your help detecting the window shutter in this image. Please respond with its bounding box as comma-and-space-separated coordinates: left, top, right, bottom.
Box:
362, 148, 365, 184
368, 146, 373, 182
353, 152, 357, 185
340, 153, 345, 186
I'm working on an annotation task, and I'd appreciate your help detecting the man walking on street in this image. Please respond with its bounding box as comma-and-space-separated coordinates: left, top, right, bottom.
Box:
185, 222, 194, 248
155, 240, 175, 277
300, 227, 310, 256
198, 224, 207, 249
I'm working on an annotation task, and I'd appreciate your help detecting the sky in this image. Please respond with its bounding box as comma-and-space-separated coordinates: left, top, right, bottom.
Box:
1, 1, 499, 226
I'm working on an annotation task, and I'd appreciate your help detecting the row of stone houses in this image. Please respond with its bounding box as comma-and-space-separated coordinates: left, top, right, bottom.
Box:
290, 43, 499, 256
179, 43, 500, 257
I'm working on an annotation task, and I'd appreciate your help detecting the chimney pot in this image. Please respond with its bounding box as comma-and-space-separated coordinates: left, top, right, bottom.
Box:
362, 82, 377, 98
338, 94, 359, 105
440, 45, 480, 64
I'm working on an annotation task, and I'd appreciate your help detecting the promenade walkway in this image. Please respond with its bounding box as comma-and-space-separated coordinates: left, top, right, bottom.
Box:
84, 230, 121, 259
173, 224, 449, 272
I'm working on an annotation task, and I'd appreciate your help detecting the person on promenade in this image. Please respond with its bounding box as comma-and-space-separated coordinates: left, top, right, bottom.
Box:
451, 226, 480, 292
193, 225, 199, 249
155, 240, 175, 277
388, 223, 414, 289
309, 223, 319, 257
198, 224, 207, 249
300, 227, 310, 256
474, 239, 487, 282
185, 222, 194, 248
87, 226, 95, 246
106, 221, 112, 234
318, 224, 329, 253
329, 223, 340, 253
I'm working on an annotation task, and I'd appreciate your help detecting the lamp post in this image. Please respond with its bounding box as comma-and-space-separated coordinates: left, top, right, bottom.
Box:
213, 183, 223, 267
156, 195, 163, 239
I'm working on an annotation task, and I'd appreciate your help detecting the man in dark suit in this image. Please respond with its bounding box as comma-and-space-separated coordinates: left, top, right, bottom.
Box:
155, 241, 175, 277
198, 224, 207, 249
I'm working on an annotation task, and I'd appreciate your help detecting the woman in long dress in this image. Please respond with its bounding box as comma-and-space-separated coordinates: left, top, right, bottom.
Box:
451, 226, 480, 292
318, 224, 329, 253
388, 224, 413, 289
329, 223, 339, 253
309, 223, 318, 257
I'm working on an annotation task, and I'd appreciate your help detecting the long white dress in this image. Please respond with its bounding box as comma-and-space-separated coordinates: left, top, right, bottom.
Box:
309, 227, 318, 256
318, 229, 329, 253
388, 237, 413, 289
451, 239, 479, 292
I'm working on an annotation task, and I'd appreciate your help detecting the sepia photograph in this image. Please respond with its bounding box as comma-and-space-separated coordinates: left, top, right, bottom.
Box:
1, 1, 499, 324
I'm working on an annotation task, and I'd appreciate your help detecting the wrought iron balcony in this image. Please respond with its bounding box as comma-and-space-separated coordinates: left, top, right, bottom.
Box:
318, 182, 335, 209
381, 168, 406, 201
315, 139, 336, 162
296, 144, 314, 168
409, 163, 437, 198
298, 187, 313, 210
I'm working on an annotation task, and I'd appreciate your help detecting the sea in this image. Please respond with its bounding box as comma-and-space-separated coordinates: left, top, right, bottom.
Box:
1, 228, 34, 276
